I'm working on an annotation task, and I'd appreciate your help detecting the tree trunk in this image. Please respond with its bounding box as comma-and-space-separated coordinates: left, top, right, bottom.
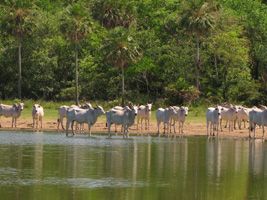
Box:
214, 54, 218, 79
75, 43, 79, 106
195, 36, 200, 90
143, 72, 149, 98
121, 66, 125, 106
18, 38, 22, 100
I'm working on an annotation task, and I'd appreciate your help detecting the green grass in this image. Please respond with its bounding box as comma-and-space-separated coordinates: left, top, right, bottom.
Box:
0, 99, 207, 123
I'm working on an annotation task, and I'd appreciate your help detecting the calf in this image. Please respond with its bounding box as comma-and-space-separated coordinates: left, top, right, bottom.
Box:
32, 104, 44, 130
156, 106, 176, 136
0, 103, 24, 128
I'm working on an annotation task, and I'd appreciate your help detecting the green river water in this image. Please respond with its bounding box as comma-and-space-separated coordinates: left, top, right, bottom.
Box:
0, 131, 266, 200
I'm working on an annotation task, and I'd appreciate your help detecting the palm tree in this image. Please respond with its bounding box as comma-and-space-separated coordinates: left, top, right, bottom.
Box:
1, 0, 35, 99
103, 27, 141, 106
92, 0, 136, 29
180, 1, 220, 90
60, 3, 91, 105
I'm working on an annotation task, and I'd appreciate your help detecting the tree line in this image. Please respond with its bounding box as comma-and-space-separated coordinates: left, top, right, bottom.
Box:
0, 0, 266, 106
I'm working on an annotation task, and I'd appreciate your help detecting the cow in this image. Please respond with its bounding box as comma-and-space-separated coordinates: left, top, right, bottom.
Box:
109, 105, 138, 133
0, 103, 24, 128
66, 106, 105, 136
156, 106, 176, 136
249, 108, 267, 139
220, 106, 238, 132
57, 103, 92, 131
137, 103, 153, 131
206, 106, 223, 136
170, 106, 189, 135
32, 104, 44, 130
236, 106, 250, 129
106, 104, 137, 139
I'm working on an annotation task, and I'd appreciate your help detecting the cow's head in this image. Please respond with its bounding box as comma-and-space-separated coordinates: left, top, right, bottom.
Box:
147, 103, 153, 111
32, 104, 41, 114
181, 106, 189, 116
96, 105, 105, 115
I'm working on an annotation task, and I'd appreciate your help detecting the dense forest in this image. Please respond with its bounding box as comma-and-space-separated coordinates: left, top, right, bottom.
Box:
0, 0, 266, 106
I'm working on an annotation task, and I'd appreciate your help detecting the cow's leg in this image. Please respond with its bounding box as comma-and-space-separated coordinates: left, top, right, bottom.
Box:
166, 122, 169, 137
88, 124, 91, 137
137, 117, 140, 131
14, 118, 17, 128
61, 117, 65, 130
108, 123, 112, 138
141, 118, 143, 131
262, 125, 265, 139
71, 121, 75, 135
181, 121, 183, 134
123, 125, 126, 139
217, 122, 219, 135
33, 118, 35, 129
253, 123, 256, 138
207, 121, 209, 136
174, 120, 177, 135
36, 117, 40, 130
40, 117, 43, 129
57, 118, 60, 132
224, 120, 228, 128
11, 117, 14, 128
66, 120, 70, 136
157, 122, 160, 136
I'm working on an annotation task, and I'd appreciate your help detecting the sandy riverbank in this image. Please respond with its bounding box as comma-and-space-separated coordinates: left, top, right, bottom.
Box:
0, 117, 265, 140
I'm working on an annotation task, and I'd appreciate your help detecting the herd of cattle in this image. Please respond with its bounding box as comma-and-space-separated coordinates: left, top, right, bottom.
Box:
0, 102, 266, 139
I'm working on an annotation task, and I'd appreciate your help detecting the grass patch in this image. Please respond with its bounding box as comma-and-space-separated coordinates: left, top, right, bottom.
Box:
0, 99, 207, 123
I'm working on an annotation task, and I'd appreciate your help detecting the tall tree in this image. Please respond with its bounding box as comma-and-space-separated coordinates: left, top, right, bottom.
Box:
180, 0, 220, 90
60, 2, 92, 105
103, 27, 141, 105
92, 0, 136, 29
1, 0, 35, 99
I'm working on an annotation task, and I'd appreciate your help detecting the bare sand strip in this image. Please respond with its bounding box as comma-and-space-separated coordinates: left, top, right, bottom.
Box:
0, 118, 266, 140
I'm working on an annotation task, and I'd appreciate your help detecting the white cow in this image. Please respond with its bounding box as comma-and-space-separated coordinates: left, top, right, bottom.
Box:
249, 108, 267, 138
206, 106, 223, 136
236, 106, 250, 129
109, 105, 138, 133
220, 106, 238, 132
156, 106, 176, 136
32, 104, 44, 130
57, 103, 92, 131
0, 103, 24, 128
170, 106, 189, 135
137, 103, 153, 131
106, 105, 137, 138
66, 106, 105, 136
